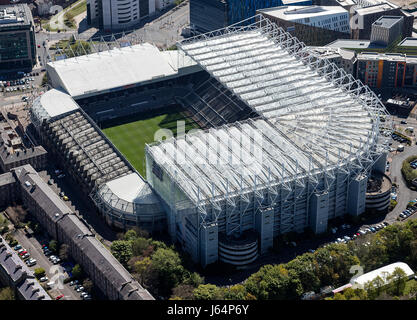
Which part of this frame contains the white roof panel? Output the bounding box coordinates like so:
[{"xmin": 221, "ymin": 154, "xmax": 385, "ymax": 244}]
[{"xmin": 48, "ymin": 43, "xmax": 179, "ymax": 98}]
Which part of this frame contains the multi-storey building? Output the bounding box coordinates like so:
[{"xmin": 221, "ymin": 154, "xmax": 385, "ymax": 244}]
[
  {"xmin": 350, "ymin": 0, "xmax": 412, "ymax": 40},
  {"xmin": 357, "ymin": 52, "xmax": 417, "ymax": 88},
  {"xmin": 0, "ymin": 4, "xmax": 36, "ymax": 70},
  {"xmin": 258, "ymin": 5, "xmax": 351, "ymax": 46},
  {"xmin": 370, "ymin": 16, "xmax": 403, "ymax": 47},
  {"xmin": 309, "ymin": 46, "xmax": 357, "ymax": 75},
  {"xmin": 87, "ymin": 0, "xmax": 164, "ymax": 31}
]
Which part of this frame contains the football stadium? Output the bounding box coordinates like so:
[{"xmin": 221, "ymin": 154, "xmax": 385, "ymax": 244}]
[{"xmin": 31, "ymin": 15, "xmax": 392, "ymax": 267}]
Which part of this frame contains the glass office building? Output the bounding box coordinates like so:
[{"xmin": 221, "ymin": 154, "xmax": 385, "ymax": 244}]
[{"xmin": 0, "ymin": 4, "xmax": 36, "ymax": 70}]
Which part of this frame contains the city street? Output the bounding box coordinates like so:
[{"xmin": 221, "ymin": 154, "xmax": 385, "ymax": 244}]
[
  {"xmin": 38, "ymin": 165, "xmax": 118, "ymax": 247},
  {"xmin": 12, "ymin": 229, "xmax": 80, "ymax": 300}
]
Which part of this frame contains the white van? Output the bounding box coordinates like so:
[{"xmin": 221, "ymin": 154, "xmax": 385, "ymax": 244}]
[{"xmin": 397, "ymin": 144, "xmax": 404, "ymax": 152}]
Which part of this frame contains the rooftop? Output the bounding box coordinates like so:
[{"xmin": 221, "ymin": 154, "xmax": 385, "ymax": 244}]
[
  {"xmin": 12, "ymin": 165, "xmax": 153, "ymax": 300},
  {"xmin": 0, "ymin": 4, "xmax": 32, "ymax": 28},
  {"xmin": 372, "ymin": 15, "xmax": 403, "ymax": 29},
  {"xmin": 398, "ymin": 37, "xmax": 417, "ymax": 47},
  {"xmin": 355, "ymin": 1, "xmax": 399, "ymax": 16},
  {"xmin": 44, "ymin": 109, "xmax": 134, "ymax": 190},
  {"xmin": 259, "ymin": 5, "xmax": 349, "ymax": 21},
  {"xmin": 31, "ymin": 89, "xmax": 80, "ymax": 127},
  {"xmin": 327, "ymin": 39, "xmax": 385, "ymax": 50},
  {"xmin": 0, "ymin": 235, "xmax": 51, "ymax": 300},
  {"xmin": 98, "ymin": 173, "xmax": 162, "ymax": 212},
  {"xmin": 47, "ymin": 43, "xmax": 199, "ymax": 99},
  {"xmin": 353, "ymin": 262, "xmax": 414, "ymax": 287},
  {"xmin": 309, "ymin": 46, "xmax": 356, "ymax": 61}
]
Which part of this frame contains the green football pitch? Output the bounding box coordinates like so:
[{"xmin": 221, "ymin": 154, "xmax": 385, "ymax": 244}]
[{"xmin": 102, "ymin": 109, "xmax": 199, "ymax": 177}]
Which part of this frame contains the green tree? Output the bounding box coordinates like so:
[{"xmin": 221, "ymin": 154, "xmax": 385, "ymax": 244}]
[
  {"xmin": 365, "ymin": 276, "xmax": 385, "ymax": 299},
  {"xmin": 59, "ymin": 244, "xmax": 69, "ymax": 261},
  {"xmin": 0, "ymin": 287, "xmax": 14, "ymax": 300},
  {"xmin": 223, "ymin": 284, "xmax": 247, "ymax": 300},
  {"xmin": 171, "ymin": 284, "xmax": 195, "ymax": 300},
  {"xmin": 403, "ymin": 279, "xmax": 417, "ymax": 299},
  {"xmin": 387, "ymin": 267, "xmax": 407, "ymax": 297},
  {"xmin": 124, "ymin": 229, "xmax": 137, "ymax": 241},
  {"xmin": 72, "ymin": 264, "xmax": 83, "ymax": 279},
  {"xmin": 49, "ymin": 240, "xmax": 58, "ymax": 253},
  {"xmin": 131, "ymin": 237, "xmax": 152, "ymax": 257},
  {"xmin": 110, "ymin": 240, "xmax": 133, "ymax": 267},
  {"xmin": 150, "ymin": 248, "xmax": 185, "ymax": 297},
  {"xmin": 193, "ymin": 284, "xmax": 224, "ymax": 300},
  {"xmin": 133, "ymin": 257, "xmax": 152, "ymax": 285},
  {"xmin": 34, "ymin": 268, "xmax": 45, "ymax": 279},
  {"xmin": 182, "ymin": 272, "xmax": 204, "ymax": 288},
  {"xmin": 82, "ymin": 278, "xmax": 93, "ymax": 293}
]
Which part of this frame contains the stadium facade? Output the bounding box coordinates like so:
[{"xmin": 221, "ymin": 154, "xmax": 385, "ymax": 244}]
[{"xmin": 35, "ymin": 15, "xmax": 391, "ymax": 267}]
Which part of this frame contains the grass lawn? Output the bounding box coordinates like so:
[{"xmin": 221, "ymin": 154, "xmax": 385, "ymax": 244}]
[
  {"xmin": 64, "ymin": 0, "xmax": 87, "ymax": 29},
  {"xmin": 102, "ymin": 109, "xmax": 199, "ymax": 177}
]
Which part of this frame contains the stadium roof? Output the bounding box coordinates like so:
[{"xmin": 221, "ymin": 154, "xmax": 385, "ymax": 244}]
[
  {"xmin": 31, "ymin": 89, "xmax": 80, "ymax": 127},
  {"xmin": 147, "ymin": 15, "xmax": 390, "ymax": 205},
  {"xmin": 47, "ymin": 43, "xmax": 198, "ymax": 99},
  {"xmin": 97, "ymin": 172, "xmax": 163, "ymax": 213}
]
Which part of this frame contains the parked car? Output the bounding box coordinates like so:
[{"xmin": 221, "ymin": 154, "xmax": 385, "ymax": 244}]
[
  {"xmin": 39, "ymin": 276, "xmax": 48, "ymax": 282},
  {"xmin": 13, "ymin": 244, "xmax": 22, "ymax": 251},
  {"xmin": 22, "ymin": 253, "xmax": 30, "ymax": 260},
  {"xmin": 26, "ymin": 259, "xmax": 36, "ymax": 267},
  {"xmin": 57, "ymin": 174, "xmax": 65, "ymax": 179},
  {"xmin": 56, "ymin": 294, "xmax": 64, "ymax": 300}
]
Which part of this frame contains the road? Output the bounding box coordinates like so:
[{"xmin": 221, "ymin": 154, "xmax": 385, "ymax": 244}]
[
  {"xmin": 12, "ymin": 229, "xmax": 80, "ymax": 300},
  {"xmin": 48, "ymin": 0, "xmax": 86, "ymax": 31},
  {"xmin": 36, "ymin": 0, "xmax": 190, "ymax": 62},
  {"xmin": 388, "ymin": 142, "xmax": 417, "ymax": 219},
  {"xmin": 38, "ymin": 165, "xmax": 117, "ymax": 246}
]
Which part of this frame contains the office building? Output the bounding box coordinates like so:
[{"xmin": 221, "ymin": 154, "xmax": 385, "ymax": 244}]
[
  {"xmin": 87, "ymin": 0, "xmax": 159, "ymax": 31},
  {"xmin": 0, "ymin": 4, "xmax": 36, "ymax": 70},
  {"xmin": 350, "ymin": 0, "xmax": 412, "ymax": 40},
  {"xmin": 370, "ymin": 16, "xmax": 403, "ymax": 46}
]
